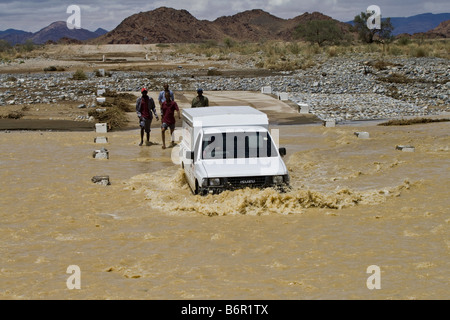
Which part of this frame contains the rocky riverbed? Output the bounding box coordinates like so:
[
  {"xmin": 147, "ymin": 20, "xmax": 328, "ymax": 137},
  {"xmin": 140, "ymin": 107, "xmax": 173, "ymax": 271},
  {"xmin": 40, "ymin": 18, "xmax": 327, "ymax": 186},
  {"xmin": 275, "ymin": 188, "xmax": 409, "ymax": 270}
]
[{"xmin": 1, "ymin": 54, "xmax": 449, "ymax": 122}]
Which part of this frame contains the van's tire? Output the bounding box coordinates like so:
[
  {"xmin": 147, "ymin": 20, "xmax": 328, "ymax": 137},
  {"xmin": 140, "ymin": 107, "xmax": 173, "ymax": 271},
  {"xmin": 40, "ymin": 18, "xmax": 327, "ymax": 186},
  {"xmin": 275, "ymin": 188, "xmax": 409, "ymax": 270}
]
[{"xmin": 194, "ymin": 180, "xmax": 199, "ymax": 195}]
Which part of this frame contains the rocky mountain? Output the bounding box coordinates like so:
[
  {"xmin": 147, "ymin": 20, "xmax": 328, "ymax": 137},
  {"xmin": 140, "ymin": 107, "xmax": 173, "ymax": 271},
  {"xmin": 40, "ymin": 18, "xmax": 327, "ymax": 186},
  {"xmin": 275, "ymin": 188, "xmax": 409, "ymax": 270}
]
[
  {"xmin": 212, "ymin": 9, "xmax": 289, "ymax": 42},
  {"xmin": 411, "ymin": 20, "xmax": 450, "ymax": 39},
  {"xmin": 430, "ymin": 20, "xmax": 450, "ymax": 37},
  {"xmin": 94, "ymin": 7, "xmax": 225, "ymax": 44},
  {"xmin": 92, "ymin": 7, "xmax": 352, "ymax": 44}
]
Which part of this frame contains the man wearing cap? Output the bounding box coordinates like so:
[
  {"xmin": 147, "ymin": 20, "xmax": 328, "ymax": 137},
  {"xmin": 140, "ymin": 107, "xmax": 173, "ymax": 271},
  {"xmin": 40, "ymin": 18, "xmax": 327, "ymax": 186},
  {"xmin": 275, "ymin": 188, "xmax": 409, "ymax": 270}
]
[
  {"xmin": 136, "ymin": 88, "xmax": 158, "ymax": 146},
  {"xmin": 191, "ymin": 88, "xmax": 209, "ymax": 108}
]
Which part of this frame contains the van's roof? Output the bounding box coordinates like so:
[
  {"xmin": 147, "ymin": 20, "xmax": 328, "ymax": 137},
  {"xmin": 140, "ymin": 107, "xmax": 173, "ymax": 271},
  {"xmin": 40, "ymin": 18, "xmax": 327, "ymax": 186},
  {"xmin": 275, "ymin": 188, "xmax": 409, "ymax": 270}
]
[{"xmin": 182, "ymin": 106, "xmax": 268, "ymax": 127}]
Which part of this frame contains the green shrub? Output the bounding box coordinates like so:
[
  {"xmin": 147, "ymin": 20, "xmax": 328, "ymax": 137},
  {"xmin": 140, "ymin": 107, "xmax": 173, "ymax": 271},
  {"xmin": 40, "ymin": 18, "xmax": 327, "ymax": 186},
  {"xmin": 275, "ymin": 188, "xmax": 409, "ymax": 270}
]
[
  {"xmin": 72, "ymin": 69, "xmax": 87, "ymax": 80},
  {"xmin": 0, "ymin": 40, "xmax": 12, "ymax": 52},
  {"xmin": 397, "ymin": 37, "xmax": 411, "ymax": 46}
]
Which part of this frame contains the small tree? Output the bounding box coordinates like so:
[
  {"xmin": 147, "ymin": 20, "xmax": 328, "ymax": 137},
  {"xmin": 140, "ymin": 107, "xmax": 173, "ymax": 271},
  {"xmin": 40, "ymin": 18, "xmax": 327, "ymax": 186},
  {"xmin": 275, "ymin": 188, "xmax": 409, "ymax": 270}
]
[
  {"xmin": 223, "ymin": 37, "xmax": 235, "ymax": 49},
  {"xmin": 0, "ymin": 40, "xmax": 12, "ymax": 53},
  {"xmin": 23, "ymin": 39, "xmax": 35, "ymax": 52},
  {"xmin": 295, "ymin": 20, "xmax": 343, "ymax": 46},
  {"xmin": 353, "ymin": 12, "xmax": 394, "ymax": 43}
]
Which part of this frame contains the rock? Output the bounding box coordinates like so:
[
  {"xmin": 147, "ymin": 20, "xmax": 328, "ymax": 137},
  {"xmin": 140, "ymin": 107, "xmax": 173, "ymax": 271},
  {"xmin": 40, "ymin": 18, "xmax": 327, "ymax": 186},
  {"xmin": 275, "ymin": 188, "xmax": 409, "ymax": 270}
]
[
  {"xmin": 261, "ymin": 86, "xmax": 272, "ymax": 94},
  {"xmin": 95, "ymin": 137, "xmax": 108, "ymax": 144},
  {"xmin": 324, "ymin": 119, "xmax": 336, "ymax": 127},
  {"xmin": 278, "ymin": 92, "xmax": 289, "ymax": 101},
  {"xmin": 93, "ymin": 148, "xmax": 109, "ymax": 159},
  {"xmin": 91, "ymin": 175, "xmax": 111, "ymax": 186},
  {"xmin": 354, "ymin": 132, "xmax": 370, "ymax": 139},
  {"xmin": 95, "ymin": 123, "xmax": 107, "ymax": 133},
  {"xmin": 298, "ymin": 103, "xmax": 309, "ymax": 114},
  {"xmin": 396, "ymin": 145, "xmax": 415, "ymax": 152}
]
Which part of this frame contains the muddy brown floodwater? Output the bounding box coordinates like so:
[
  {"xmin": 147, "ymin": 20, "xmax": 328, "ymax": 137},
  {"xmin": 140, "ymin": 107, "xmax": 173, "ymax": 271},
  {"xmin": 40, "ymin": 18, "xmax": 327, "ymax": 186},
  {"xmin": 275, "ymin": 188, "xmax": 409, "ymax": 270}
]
[{"xmin": 0, "ymin": 120, "xmax": 448, "ymax": 300}]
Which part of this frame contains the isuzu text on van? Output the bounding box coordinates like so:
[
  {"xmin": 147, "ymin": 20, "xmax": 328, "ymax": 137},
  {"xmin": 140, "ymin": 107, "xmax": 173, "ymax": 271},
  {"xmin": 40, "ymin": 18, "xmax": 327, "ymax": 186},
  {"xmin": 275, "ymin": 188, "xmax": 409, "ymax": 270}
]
[{"xmin": 179, "ymin": 106, "xmax": 290, "ymax": 195}]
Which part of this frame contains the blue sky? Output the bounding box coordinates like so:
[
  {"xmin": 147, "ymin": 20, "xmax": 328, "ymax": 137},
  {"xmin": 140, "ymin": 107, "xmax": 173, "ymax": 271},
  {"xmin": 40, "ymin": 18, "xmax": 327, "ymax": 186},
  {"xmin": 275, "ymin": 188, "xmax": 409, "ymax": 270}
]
[{"xmin": 0, "ymin": 0, "xmax": 449, "ymax": 32}]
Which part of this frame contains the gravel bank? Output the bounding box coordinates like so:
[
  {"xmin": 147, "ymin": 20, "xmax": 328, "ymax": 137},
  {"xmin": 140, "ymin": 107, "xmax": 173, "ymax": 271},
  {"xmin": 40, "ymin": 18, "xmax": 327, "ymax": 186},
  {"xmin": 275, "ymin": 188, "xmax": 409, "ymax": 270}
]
[{"xmin": 1, "ymin": 55, "xmax": 448, "ymax": 122}]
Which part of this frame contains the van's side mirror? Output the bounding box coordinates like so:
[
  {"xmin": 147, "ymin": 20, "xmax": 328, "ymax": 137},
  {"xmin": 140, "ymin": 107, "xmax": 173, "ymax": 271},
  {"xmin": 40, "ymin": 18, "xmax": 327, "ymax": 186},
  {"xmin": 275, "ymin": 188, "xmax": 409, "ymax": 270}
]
[
  {"xmin": 186, "ymin": 151, "xmax": 194, "ymax": 160},
  {"xmin": 279, "ymin": 147, "xmax": 286, "ymax": 157}
]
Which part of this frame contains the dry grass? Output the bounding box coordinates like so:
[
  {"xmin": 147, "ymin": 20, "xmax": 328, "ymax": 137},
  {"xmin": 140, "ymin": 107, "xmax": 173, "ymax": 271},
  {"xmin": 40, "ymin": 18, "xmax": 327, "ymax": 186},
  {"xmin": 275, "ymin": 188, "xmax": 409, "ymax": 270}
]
[
  {"xmin": 171, "ymin": 39, "xmax": 448, "ymax": 72},
  {"xmin": 2, "ymin": 111, "xmax": 24, "ymax": 119},
  {"xmin": 377, "ymin": 72, "xmax": 414, "ymax": 84},
  {"xmin": 88, "ymin": 107, "xmax": 128, "ymax": 130},
  {"xmin": 0, "ymin": 105, "xmax": 30, "ymax": 119},
  {"xmin": 387, "ymin": 39, "xmax": 449, "ymax": 59},
  {"xmin": 378, "ymin": 118, "xmax": 450, "ymax": 126},
  {"xmin": 88, "ymin": 91, "xmax": 136, "ymax": 129}
]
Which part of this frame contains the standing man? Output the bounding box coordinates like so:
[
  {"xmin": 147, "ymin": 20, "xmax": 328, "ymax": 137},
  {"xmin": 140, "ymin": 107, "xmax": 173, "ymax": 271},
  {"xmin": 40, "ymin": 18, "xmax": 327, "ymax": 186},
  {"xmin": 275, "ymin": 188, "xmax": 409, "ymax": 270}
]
[
  {"xmin": 158, "ymin": 83, "xmax": 175, "ymax": 108},
  {"xmin": 136, "ymin": 88, "xmax": 158, "ymax": 146},
  {"xmin": 161, "ymin": 91, "xmax": 181, "ymax": 149},
  {"xmin": 191, "ymin": 88, "xmax": 209, "ymax": 108}
]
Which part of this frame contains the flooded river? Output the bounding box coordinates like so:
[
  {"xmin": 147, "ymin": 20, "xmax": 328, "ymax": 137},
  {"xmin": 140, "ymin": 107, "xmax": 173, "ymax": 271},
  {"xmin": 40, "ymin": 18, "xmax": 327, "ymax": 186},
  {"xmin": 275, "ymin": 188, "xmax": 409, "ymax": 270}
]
[{"xmin": 0, "ymin": 121, "xmax": 448, "ymax": 300}]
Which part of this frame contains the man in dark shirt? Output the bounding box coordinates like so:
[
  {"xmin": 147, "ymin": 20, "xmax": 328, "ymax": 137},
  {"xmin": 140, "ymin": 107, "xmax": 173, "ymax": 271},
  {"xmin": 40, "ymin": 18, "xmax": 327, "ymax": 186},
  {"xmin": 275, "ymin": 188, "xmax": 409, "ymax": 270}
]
[
  {"xmin": 191, "ymin": 88, "xmax": 209, "ymax": 108},
  {"xmin": 160, "ymin": 91, "xmax": 180, "ymax": 149},
  {"xmin": 136, "ymin": 88, "xmax": 158, "ymax": 146}
]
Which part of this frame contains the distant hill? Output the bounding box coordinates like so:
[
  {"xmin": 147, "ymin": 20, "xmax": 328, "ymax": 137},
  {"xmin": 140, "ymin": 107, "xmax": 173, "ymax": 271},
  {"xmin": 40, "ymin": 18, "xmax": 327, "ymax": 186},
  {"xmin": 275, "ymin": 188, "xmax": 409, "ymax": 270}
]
[
  {"xmin": 94, "ymin": 28, "xmax": 108, "ymax": 36},
  {"xmin": 30, "ymin": 21, "xmax": 105, "ymax": 44},
  {"xmin": 2, "ymin": 9, "xmax": 447, "ymax": 46},
  {"xmin": 0, "ymin": 29, "xmax": 33, "ymax": 45},
  {"xmin": 0, "ymin": 29, "xmax": 31, "ymax": 37},
  {"xmin": 347, "ymin": 12, "xmax": 450, "ymax": 36},
  {"xmin": 0, "ymin": 22, "xmax": 108, "ymax": 45},
  {"xmin": 389, "ymin": 13, "xmax": 450, "ymax": 35},
  {"xmin": 92, "ymin": 7, "xmax": 353, "ymax": 44}
]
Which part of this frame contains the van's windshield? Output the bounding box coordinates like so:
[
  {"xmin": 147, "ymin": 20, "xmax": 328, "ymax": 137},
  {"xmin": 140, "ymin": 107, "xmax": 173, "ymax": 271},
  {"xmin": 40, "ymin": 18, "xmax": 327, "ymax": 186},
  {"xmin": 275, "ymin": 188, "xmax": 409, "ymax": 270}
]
[{"xmin": 201, "ymin": 131, "xmax": 277, "ymax": 159}]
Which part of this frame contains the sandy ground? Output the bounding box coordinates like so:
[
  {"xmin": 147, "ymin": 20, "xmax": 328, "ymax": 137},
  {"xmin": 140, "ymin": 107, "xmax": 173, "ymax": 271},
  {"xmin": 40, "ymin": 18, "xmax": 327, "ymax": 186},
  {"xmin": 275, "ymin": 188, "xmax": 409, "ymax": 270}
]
[
  {"xmin": 0, "ymin": 44, "xmax": 230, "ymax": 74},
  {"xmin": 1, "ymin": 44, "xmax": 321, "ymax": 130}
]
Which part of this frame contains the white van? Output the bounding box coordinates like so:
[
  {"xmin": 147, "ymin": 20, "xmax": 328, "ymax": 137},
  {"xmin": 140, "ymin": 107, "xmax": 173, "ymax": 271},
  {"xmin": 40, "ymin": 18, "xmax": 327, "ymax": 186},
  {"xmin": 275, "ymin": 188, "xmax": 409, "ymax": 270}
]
[{"xmin": 179, "ymin": 106, "xmax": 290, "ymax": 195}]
